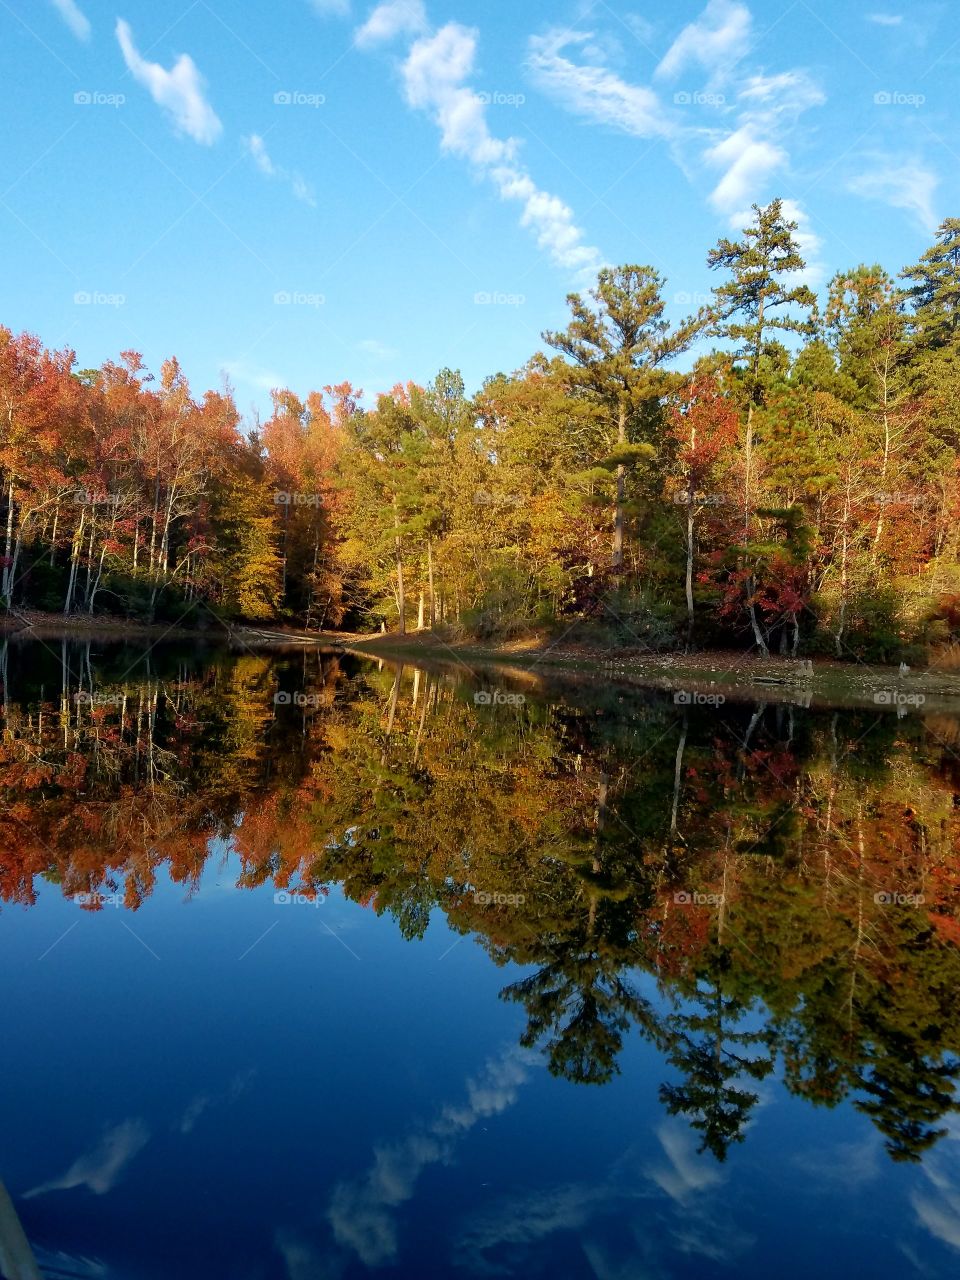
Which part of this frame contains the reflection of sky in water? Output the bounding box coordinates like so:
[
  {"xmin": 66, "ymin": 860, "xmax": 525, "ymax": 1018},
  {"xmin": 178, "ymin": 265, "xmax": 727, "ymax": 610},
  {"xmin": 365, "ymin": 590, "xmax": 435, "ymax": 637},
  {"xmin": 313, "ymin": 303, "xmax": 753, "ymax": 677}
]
[{"xmin": 2, "ymin": 851, "xmax": 959, "ymax": 1278}]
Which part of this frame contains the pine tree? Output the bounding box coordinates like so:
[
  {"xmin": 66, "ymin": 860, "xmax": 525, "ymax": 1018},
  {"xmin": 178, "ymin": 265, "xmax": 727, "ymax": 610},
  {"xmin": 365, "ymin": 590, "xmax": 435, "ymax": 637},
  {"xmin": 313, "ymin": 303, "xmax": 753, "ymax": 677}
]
[
  {"xmin": 707, "ymin": 200, "xmax": 816, "ymax": 652},
  {"xmin": 544, "ymin": 266, "xmax": 707, "ymax": 573}
]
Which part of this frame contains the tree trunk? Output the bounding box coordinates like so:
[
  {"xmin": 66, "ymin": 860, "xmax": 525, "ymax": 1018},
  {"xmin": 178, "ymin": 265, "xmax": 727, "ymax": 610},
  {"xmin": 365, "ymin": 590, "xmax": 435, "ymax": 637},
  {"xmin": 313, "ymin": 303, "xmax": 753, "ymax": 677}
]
[
  {"xmin": 393, "ymin": 496, "xmax": 405, "ymax": 635},
  {"xmin": 612, "ymin": 406, "xmax": 627, "ymax": 571},
  {"xmin": 684, "ymin": 444, "xmax": 696, "ymax": 648},
  {"xmin": 2, "ymin": 482, "xmax": 14, "ymax": 606},
  {"xmin": 63, "ymin": 509, "xmax": 85, "ymax": 616},
  {"xmin": 427, "ymin": 538, "xmax": 436, "ymax": 628}
]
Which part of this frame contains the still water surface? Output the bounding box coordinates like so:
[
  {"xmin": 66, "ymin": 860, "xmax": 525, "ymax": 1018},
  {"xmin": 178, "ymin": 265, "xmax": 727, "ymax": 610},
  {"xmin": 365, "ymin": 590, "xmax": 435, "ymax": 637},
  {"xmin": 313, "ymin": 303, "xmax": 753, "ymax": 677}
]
[{"xmin": 1, "ymin": 637, "xmax": 960, "ymax": 1278}]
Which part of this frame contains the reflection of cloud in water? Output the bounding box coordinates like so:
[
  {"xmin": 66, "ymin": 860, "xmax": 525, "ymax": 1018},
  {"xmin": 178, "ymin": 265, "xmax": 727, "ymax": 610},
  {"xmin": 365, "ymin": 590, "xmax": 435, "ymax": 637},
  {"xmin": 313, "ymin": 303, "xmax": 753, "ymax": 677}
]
[
  {"xmin": 646, "ymin": 1124, "xmax": 724, "ymax": 1204},
  {"xmin": 912, "ymin": 1124, "xmax": 960, "ymax": 1253},
  {"xmin": 791, "ymin": 1134, "xmax": 882, "ymax": 1187},
  {"xmin": 327, "ymin": 1048, "xmax": 531, "ymax": 1267},
  {"xmin": 179, "ymin": 1067, "xmax": 257, "ymax": 1134},
  {"xmin": 32, "ymin": 1247, "xmax": 108, "ymax": 1277},
  {"xmin": 454, "ymin": 1181, "xmax": 616, "ymax": 1274},
  {"xmin": 275, "ymin": 1227, "xmax": 346, "ymax": 1280},
  {"xmin": 455, "ymin": 1123, "xmax": 752, "ymax": 1275},
  {"xmin": 24, "ymin": 1119, "xmax": 149, "ymax": 1199}
]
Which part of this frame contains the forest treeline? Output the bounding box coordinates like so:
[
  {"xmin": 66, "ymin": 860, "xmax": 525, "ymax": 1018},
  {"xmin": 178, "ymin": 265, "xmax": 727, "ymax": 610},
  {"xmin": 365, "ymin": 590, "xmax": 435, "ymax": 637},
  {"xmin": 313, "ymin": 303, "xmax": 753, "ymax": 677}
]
[
  {"xmin": 2, "ymin": 645, "xmax": 959, "ymax": 1161},
  {"xmin": 4, "ymin": 199, "xmax": 960, "ymax": 659}
]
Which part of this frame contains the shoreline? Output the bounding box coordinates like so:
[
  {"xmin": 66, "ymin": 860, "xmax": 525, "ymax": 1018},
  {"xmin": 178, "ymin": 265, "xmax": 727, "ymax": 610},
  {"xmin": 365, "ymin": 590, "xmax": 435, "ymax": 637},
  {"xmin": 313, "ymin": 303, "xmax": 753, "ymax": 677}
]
[
  {"xmin": 5, "ymin": 612, "xmax": 960, "ymax": 708},
  {"xmin": 344, "ymin": 629, "xmax": 960, "ymax": 710},
  {"xmin": 0, "ymin": 610, "xmax": 351, "ymax": 648}
]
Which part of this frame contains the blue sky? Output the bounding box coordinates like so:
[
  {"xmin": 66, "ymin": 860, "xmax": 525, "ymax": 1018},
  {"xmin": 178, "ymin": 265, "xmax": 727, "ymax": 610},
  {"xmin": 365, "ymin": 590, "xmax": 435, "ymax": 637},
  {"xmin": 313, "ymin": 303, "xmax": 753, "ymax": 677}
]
[{"xmin": 1, "ymin": 0, "xmax": 956, "ymax": 419}]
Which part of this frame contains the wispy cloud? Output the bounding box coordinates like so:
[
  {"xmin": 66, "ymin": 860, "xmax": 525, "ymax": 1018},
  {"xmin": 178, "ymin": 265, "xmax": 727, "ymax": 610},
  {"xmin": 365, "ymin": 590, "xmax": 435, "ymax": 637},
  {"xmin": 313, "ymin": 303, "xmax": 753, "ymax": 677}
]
[
  {"xmin": 243, "ymin": 135, "xmax": 317, "ymax": 206},
  {"xmin": 867, "ymin": 12, "xmax": 904, "ymax": 25},
  {"xmin": 116, "ymin": 19, "xmax": 223, "ymax": 145},
  {"xmin": 847, "ymin": 155, "xmax": 939, "ymax": 233},
  {"xmin": 358, "ymin": 339, "xmax": 398, "ymax": 359},
  {"xmin": 222, "ymin": 361, "xmax": 287, "ymax": 393},
  {"xmin": 359, "ymin": 11, "xmax": 603, "ymax": 277},
  {"xmin": 707, "ymin": 69, "xmax": 824, "ymax": 215},
  {"xmin": 526, "ymin": 17, "xmax": 823, "ymax": 269},
  {"xmin": 655, "ymin": 0, "xmax": 752, "ymax": 81},
  {"xmin": 356, "ymin": 0, "xmax": 428, "ymax": 49},
  {"xmin": 50, "ymin": 0, "xmax": 90, "ymax": 41},
  {"xmin": 25, "ymin": 1119, "xmax": 149, "ymax": 1198},
  {"xmin": 528, "ymin": 30, "xmax": 670, "ymax": 139}
]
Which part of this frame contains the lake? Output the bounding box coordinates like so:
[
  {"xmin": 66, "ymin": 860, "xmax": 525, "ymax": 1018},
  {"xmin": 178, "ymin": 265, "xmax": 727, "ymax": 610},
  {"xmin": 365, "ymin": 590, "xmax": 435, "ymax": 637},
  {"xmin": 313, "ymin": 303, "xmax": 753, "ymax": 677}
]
[{"xmin": 1, "ymin": 635, "xmax": 959, "ymax": 1279}]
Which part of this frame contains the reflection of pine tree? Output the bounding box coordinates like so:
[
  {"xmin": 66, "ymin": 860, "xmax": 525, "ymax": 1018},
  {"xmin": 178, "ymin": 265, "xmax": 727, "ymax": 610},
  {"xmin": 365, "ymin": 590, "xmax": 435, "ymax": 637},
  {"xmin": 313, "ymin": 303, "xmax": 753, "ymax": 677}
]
[
  {"xmin": 854, "ymin": 1033, "xmax": 960, "ymax": 1162},
  {"xmin": 501, "ymin": 946, "xmax": 659, "ymax": 1085},
  {"xmin": 659, "ymin": 949, "xmax": 775, "ymax": 1161}
]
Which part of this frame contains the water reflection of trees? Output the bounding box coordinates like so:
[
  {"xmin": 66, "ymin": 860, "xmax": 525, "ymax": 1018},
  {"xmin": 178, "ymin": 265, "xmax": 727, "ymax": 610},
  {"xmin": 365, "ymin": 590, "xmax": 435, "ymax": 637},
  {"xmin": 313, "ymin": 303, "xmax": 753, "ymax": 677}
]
[{"xmin": 2, "ymin": 642, "xmax": 960, "ymax": 1162}]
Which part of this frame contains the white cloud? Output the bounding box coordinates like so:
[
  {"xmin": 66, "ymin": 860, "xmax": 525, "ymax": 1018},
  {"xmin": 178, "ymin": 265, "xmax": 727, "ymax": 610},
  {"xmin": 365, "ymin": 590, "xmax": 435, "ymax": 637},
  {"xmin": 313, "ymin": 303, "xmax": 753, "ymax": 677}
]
[
  {"xmin": 291, "ymin": 175, "xmax": 316, "ymax": 206},
  {"xmin": 706, "ymin": 68, "xmax": 823, "ymax": 223},
  {"xmin": 50, "ymin": 0, "xmax": 90, "ymax": 41},
  {"xmin": 867, "ymin": 13, "xmax": 904, "ymax": 25},
  {"xmin": 847, "ymin": 157, "xmax": 939, "ymax": 233},
  {"xmin": 528, "ymin": 30, "xmax": 671, "ymax": 139},
  {"xmin": 25, "ymin": 1120, "xmax": 149, "ymax": 1198},
  {"xmin": 655, "ymin": 0, "xmax": 752, "ymax": 80},
  {"xmin": 223, "ymin": 361, "xmax": 287, "ymax": 393},
  {"xmin": 246, "ymin": 133, "xmax": 276, "ymax": 177},
  {"xmin": 706, "ymin": 127, "xmax": 787, "ymax": 211},
  {"xmin": 779, "ymin": 197, "xmax": 824, "ymax": 282},
  {"xmin": 115, "ymin": 19, "xmax": 223, "ymax": 145},
  {"xmin": 397, "ymin": 22, "xmax": 602, "ymax": 276},
  {"xmin": 738, "ymin": 69, "xmax": 825, "ymax": 115},
  {"xmin": 358, "ymin": 339, "xmax": 398, "ymax": 359},
  {"xmin": 525, "ymin": 23, "xmax": 822, "ymax": 261},
  {"xmin": 356, "ymin": 0, "xmax": 428, "ymax": 48},
  {"xmin": 243, "ymin": 135, "xmax": 317, "ymax": 207}
]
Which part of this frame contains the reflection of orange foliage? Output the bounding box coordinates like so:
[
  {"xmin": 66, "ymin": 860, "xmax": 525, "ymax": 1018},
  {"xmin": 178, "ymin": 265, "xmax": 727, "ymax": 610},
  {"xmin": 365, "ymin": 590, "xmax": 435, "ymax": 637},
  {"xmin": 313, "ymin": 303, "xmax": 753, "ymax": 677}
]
[{"xmin": 652, "ymin": 897, "xmax": 715, "ymax": 980}]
